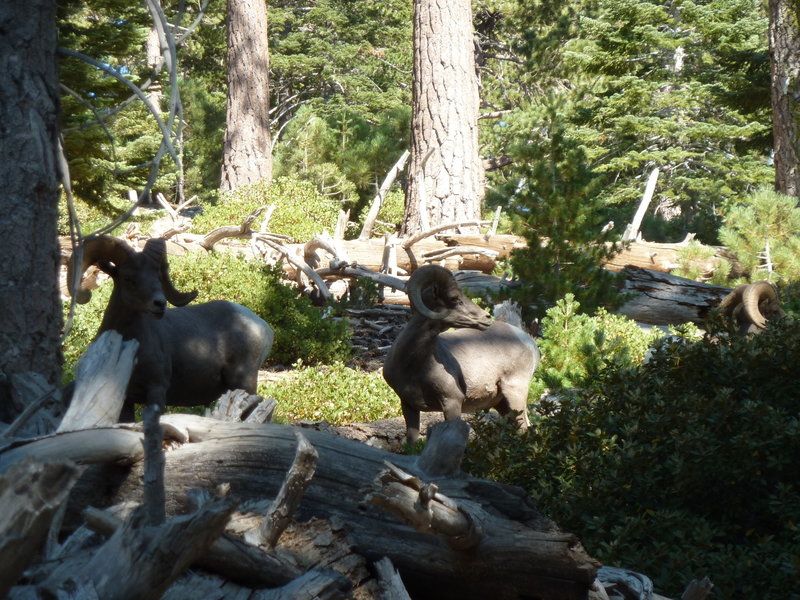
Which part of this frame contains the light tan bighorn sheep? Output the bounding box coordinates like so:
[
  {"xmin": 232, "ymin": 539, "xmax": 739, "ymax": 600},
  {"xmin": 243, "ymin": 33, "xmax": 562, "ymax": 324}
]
[
  {"xmin": 67, "ymin": 235, "xmax": 274, "ymax": 421},
  {"xmin": 383, "ymin": 265, "xmax": 540, "ymax": 444},
  {"xmin": 718, "ymin": 280, "xmax": 787, "ymax": 335}
]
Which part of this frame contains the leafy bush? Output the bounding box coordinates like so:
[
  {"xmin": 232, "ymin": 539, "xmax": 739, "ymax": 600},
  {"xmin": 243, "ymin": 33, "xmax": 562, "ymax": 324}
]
[
  {"xmin": 259, "ymin": 361, "xmax": 400, "ymax": 424},
  {"xmin": 465, "ymin": 319, "xmax": 800, "ymax": 599},
  {"xmin": 61, "ymin": 250, "xmax": 351, "ymax": 380},
  {"xmin": 531, "ymin": 294, "xmax": 681, "ymax": 397},
  {"xmin": 166, "ymin": 251, "xmax": 351, "ymax": 365},
  {"xmin": 190, "ymin": 176, "xmax": 341, "ymax": 240},
  {"xmin": 61, "ymin": 283, "xmax": 112, "ymax": 380}
]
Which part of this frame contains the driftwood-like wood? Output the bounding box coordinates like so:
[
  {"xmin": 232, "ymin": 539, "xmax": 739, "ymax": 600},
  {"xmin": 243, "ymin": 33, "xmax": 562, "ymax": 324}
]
[
  {"xmin": 615, "ymin": 266, "xmax": 732, "ymax": 326},
  {"xmin": 25, "ymin": 415, "xmax": 599, "ymax": 600},
  {"xmin": 40, "ymin": 497, "xmax": 236, "ymax": 600},
  {"xmin": 0, "ymin": 459, "xmax": 81, "ymax": 598},
  {"xmin": 245, "ymin": 430, "xmax": 319, "ymax": 549},
  {"xmin": 603, "ymin": 239, "xmax": 743, "ymax": 277},
  {"xmin": 0, "ymin": 427, "xmax": 144, "ymax": 473},
  {"xmin": 373, "ymin": 557, "xmax": 412, "ymax": 600},
  {"xmin": 58, "ymin": 331, "xmax": 138, "ymax": 432},
  {"xmin": 83, "ymin": 506, "xmax": 303, "ymax": 589}
]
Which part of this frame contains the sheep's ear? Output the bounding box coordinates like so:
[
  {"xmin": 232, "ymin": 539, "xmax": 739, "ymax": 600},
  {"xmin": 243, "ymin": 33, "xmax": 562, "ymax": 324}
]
[{"xmin": 163, "ymin": 275, "xmax": 198, "ymax": 307}]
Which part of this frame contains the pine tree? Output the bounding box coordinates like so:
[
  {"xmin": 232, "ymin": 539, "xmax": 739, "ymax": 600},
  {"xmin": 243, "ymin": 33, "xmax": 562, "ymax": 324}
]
[{"xmin": 491, "ymin": 97, "xmax": 622, "ymax": 319}]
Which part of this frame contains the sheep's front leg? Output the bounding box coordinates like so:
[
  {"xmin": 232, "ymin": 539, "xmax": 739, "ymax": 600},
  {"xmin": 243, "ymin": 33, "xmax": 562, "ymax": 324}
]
[
  {"xmin": 402, "ymin": 403, "xmax": 421, "ymax": 445},
  {"xmin": 145, "ymin": 385, "xmax": 168, "ymax": 415},
  {"xmin": 441, "ymin": 397, "xmax": 464, "ymax": 422}
]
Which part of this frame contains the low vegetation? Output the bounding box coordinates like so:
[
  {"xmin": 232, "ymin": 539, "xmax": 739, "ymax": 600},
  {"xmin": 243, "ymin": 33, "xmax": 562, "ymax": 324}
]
[
  {"xmin": 464, "ymin": 314, "xmax": 800, "ymax": 600},
  {"xmin": 259, "ymin": 361, "xmax": 399, "ymax": 425}
]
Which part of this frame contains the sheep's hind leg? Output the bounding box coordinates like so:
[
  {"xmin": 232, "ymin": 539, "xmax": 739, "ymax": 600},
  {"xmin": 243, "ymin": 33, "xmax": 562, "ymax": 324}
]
[
  {"xmin": 222, "ymin": 363, "xmax": 259, "ymax": 395},
  {"xmin": 496, "ymin": 381, "xmax": 531, "ymax": 431}
]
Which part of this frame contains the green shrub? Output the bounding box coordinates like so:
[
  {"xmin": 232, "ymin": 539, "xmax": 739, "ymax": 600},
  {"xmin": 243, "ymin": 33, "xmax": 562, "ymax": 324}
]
[
  {"xmin": 464, "ymin": 319, "xmax": 800, "ymax": 599},
  {"xmin": 61, "ymin": 283, "xmax": 112, "ymax": 380},
  {"xmin": 190, "ymin": 176, "xmax": 341, "ymax": 241},
  {"xmin": 259, "ymin": 361, "xmax": 400, "ymax": 424},
  {"xmin": 531, "ymin": 294, "xmax": 676, "ymax": 397},
  {"xmin": 61, "ymin": 250, "xmax": 351, "ymax": 381},
  {"xmin": 166, "ymin": 251, "xmax": 351, "ymax": 365}
]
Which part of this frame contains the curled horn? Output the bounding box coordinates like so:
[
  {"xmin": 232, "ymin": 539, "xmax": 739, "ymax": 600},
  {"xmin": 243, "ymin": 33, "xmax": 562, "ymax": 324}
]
[
  {"xmin": 66, "ymin": 236, "xmax": 136, "ymax": 304},
  {"xmin": 718, "ymin": 284, "xmax": 748, "ymax": 314},
  {"xmin": 142, "ymin": 238, "xmax": 198, "ymax": 307},
  {"xmin": 406, "ymin": 265, "xmax": 456, "ymax": 320},
  {"xmin": 742, "ymin": 281, "xmax": 785, "ymax": 329}
]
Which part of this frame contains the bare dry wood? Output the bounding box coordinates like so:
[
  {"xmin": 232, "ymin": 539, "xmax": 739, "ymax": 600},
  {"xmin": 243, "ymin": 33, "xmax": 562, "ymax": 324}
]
[
  {"xmin": 40, "ymin": 497, "xmax": 236, "ymax": 600},
  {"xmin": 245, "ymin": 430, "xmax": 319, "ymax": 549},
  {"xmin": 83, "ymin": 506, "xmax": 303, "ymax": 589},
  {"xmin": 208, "ymin": 389, "xmax": 275, "ymax": 423},
  {"xmin": 0, "ymin": 459, "xmax": 82, "ymax": 598},
  {"xmin": 373, "ymin": 557, "xmax": 412, "ymax": 600},
  {"xmin": 401, "ymin": 220, "xmax": 492, "ymax": 250},
  {"xmin": 315, "ymin": 264, "xmax": 406, "ymax": 292},
  {"xmin": 367, "ymin": 461, "xmax": 482, "ymax": 550},
  {"xmin": 360, "ymin": 150, "xmax": 410, "ymax": 241},
  {"xmin": 0, "ymin": 427, "xmax": 144, "ymax": 473},
  {"xmin": 141, "ymin": 404, "xmax": 166, "ymax": 526},
  {"xmin": 615, "ymin": 266, "xmax": 732, "ymax": 326},
  {"xmin": 58, "ymin": 331, "xmax": 138, "ymax": 432},
  {"xmin": 45, "ymin": 415, "xmax": 599, "ymax": 600},
  {"xmin": 198, "ymin": 205, "xmax": 272, "ymax": 250}
]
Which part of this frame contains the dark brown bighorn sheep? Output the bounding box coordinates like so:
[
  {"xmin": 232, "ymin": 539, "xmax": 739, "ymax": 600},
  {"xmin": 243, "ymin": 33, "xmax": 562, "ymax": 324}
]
[
  {"xmin": 383, "ymin": 265, "xmax": 540, "ymax": 444},
  {"xmin": 67, "ymin": 236, "xmax": 274, "ymax": 420},
  {"xmin": 718, "ymin": 280, "xmax": 787, "ymax": 334}
]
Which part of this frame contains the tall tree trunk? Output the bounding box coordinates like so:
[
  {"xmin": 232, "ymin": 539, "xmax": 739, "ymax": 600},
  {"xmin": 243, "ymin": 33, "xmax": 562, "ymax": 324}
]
[
  {"xmin": 769, "ymin": 0, "xmax": 800, "ymax": 197},
  {"xmin": 402, "ymin": 0, "xmax": 483, "ymax": 235},
  {"xmin": 220, "ymin": 0, "xmax": 272, "ymax": 194},
  {"xmin": 0, "ymin": 0, "xmax": 63, "ymax": 421}
]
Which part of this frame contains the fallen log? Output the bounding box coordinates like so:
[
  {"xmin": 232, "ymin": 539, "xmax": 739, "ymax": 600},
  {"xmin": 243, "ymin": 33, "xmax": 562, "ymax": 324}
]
[
  {"xmin": 0, "ymin": 459, "xmax": 82, "ymax": 598},
  {"xmin": 4, "ymin": 415, "xmax": 599, "ymax": 600},
  {"xmin": 615, "ymin": 266, "xmax": 733, "ymax": 326}
]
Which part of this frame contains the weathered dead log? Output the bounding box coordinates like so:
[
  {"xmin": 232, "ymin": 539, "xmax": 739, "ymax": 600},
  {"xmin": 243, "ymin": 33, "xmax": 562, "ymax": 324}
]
[
  {"xmin": 615, "ymin": 266, "xmax": 733, "ymax": 326},
  {"xmin": 373, "ymin": 557, "xmax": 412, "ymax": 600},
  {"xmin": 603, "ymin": 239, "xmax": 744, "ymax": 277},
  {"xmin": 0, "ymin": 427, "xmax": 144, "ymax": 473},
  {"xmin": 39, "ymin": 497, "xmax": 236, "ymax": 600},
  {"xmin": 208, "ymin": 389, "xmax": 276, "ymax": 424},
  {"xmin": 244, "ymin": 430, "xmax": 319, "ymax": 549},
  {"xmin": 0, "ymin": 459, "xmax": 82, "ymax": 598},
  {"xmin": 58, "ymin": 331, "xmax": 138, "ymax": 432},
  {"xmin": 12, "ymin": 415, "xmax": 598, "ymax": 600},
  {"xmin": 83, "ymin": 505, "xmax": 303, "ymax": 589}
]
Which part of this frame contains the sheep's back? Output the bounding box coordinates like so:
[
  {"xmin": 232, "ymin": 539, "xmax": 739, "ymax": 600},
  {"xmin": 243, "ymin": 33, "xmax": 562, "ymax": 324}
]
[{"xmin": 149, "ymin": 301, "xmax": 273, "ymax": 406}]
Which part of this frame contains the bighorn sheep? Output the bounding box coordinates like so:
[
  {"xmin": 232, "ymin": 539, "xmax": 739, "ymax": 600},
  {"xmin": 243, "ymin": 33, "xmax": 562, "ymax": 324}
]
[
  {"xmin": 718, "ymin": 280, "xmax": 787, "ymax": 334},
  {"xmin": 67, "ymin": 236, "xmax": 274, "ymax": 420},
  {"xmin": 383, "ymin": 265, "xmax": 541, "ymax": 444}
]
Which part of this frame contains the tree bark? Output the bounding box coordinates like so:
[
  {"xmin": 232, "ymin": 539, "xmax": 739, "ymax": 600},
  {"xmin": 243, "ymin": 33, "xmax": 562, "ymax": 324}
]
[
  {"xmin": 402, "ymin": 0, "xmax": 483, "ymax": 234},
  {"xmin": 769, "ymin": 0, "xmax": 800, "ymax": 197},
  {"xmin": 0, "ymin": 0, "xmax": 63, "ymax": 422},
  {"xmin": 220, "ymin": 0, "xmax": 272, "ymax": 193}
]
